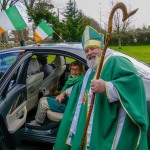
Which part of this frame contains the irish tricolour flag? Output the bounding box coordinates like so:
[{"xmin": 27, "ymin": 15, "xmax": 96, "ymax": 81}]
[
  {"xmin": 34, "ymin": 21, "xmax": 54, "ymax": 42},
  {"xmin": 0, "ymin": 5, "xmax": 27, "ymax": 34}
]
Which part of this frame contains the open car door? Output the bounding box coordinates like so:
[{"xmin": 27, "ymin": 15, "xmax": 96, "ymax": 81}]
[{"xmin": 0, "ymin": 53, "xmax": 32, "ymax": 149}]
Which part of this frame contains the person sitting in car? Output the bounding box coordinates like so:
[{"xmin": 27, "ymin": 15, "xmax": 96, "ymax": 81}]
[{"xmin": 28, "ymin": 60, "xmax": 84, "ymax": 126}]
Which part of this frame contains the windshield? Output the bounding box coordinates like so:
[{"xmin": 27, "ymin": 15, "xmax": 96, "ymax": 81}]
[{"xmin": 0, "ymin": 52, "xmax": 21, "ymax": 79}]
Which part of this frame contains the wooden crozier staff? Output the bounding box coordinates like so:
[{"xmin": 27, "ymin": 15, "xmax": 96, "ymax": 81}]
[{"xmin": 80, "ymin": 2, "xmax": 138, "ymax": 150}]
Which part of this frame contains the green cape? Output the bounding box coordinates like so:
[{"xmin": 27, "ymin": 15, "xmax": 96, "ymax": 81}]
[
  {"xmin": 54, "ymin": 56, "xmax": 148, "ymax": 150},
  {"xmin": 61, "ymin": 74, "xmax": 84, "ymax": 93}
]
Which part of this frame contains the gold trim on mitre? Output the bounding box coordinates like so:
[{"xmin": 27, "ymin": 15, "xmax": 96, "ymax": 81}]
[
  {"xmin": 84, "ymin": 40, "xmax": 101, "ymax": 50},
  {"xmin": 84, "ymin": 26, "xmax": 90, "ymax": 42}
]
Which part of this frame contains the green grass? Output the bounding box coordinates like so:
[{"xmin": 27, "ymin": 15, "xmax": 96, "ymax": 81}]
[
  {"xmin": 33, "ymin": 45, "xmax": 150, "ymax": 63},
  {"xmin": 110, "ymin": 45, "xmax": 150, "ymax": 63},
  {"xmin": 32, "ymin": 55, "xmax": 75, "ymax": 63},
  {"xmin": 47, "ymin": 55, "xmax": 75, "ymax": 63}
]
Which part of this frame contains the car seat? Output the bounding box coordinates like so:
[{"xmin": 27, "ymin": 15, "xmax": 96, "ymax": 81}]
[
  {"xmin": 26, "ymin": 58, "xmax": 44, "ymax": 112},
  {"xmin": 39, "ymin": 56, "xmax": 66, "ymax": 96}
]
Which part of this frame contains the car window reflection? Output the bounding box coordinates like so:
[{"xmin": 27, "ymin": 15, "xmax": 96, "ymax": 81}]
[{"xmin": 0, "ymin": 52, "xmax": 21, "ymax": 79}]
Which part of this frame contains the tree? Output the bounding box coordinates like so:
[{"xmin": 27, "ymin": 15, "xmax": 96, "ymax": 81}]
[
  {"xmin": 0, "ymin": 0, "xmax": 20, "ymax": 11},
  {"xmin": 11, "ymin": 29, "xmax": 29, "ymax": 41},
  {"xmin": 89, "ymin": 18, "xmax": 105, "ymax": 34},
  {"xmin": 22, "ymin": 0, "xmax": 62, "ymax": 41},
  {"xmin": 110, "ymin": 1, "xmax": 134, "ymax": 48},
  {"xmin": 22, "ymin": 0, "xmax": 55, "ymax": 25},
  {"xmin": 61, "ymin": 0, "xmax": 90, "ymax": 42}
]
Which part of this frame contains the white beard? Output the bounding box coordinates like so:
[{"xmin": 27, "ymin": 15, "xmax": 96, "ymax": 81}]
[{"xmin": 86, "ymin": 55, "xmax": 100, "ymax": 70}]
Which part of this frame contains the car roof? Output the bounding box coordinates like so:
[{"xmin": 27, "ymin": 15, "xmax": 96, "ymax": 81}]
[
  {"xmin": 0, "ymin": 43, "xmax": 150, "ymax": 78},
  {"xmin": 0, "ymin": 43, "xmax": 86, "ymax": 59},
  {"xmin": 0, "ymin": 43, "xmax": 83, "ymax": 51}
]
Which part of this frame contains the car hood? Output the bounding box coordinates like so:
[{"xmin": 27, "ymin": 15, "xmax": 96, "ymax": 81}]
[{"xmin": 108, "ymin": 48, "xmax": 150, "ymax": 79}]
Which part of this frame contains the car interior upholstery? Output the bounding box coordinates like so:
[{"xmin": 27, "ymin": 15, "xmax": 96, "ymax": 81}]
[
  {"xmin": 26, "ymin": 58, "xmax": 44, "ymax": 112},
  {"xmin": 39, "ymin": 55, "xmax": 66, "ymax": 97}
]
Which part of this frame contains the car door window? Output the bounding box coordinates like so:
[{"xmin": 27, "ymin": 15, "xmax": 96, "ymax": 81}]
[
  {"xmin": 0, "ymin": 52, "xmax": 22, "ymax": 79},
  {"xmin": 0, "ymin": 55, "xmax": 30, "ymax": 126},
  {"xmin": 7, "ymin": 63, "xmax": 24, "ymax": 92},
  {"xmin": 0, "ymin": 56, "xmax": 28, "ymax": 102}
]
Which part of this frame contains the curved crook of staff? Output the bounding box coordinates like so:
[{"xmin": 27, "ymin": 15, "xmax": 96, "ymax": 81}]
[{"xmin": 80, "ymin": 2, "xmax": 138, "ymax": 150}]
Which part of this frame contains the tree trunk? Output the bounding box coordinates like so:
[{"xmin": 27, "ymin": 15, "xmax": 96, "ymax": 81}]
[
  {"xmin": 117, "ymin": 27, "xmax": 122, "ymax": 49},
  {"xmin": 118, "ymin": 35, "xmax": 122, "ymax": 49},
  {"xmin": 1, "ymin": 32, "xmax": 8, "ymax": 43}
]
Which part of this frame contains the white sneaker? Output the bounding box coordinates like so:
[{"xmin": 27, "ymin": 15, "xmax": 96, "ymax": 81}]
[{"xmin": 28, "ymin": 120, "xmax": 41, "ymax": 126}]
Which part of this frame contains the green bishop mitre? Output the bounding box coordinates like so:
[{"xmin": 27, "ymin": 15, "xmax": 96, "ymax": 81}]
[{"xmin": 82, "ymin": 26, "xmax": 104, "ymax": 50}]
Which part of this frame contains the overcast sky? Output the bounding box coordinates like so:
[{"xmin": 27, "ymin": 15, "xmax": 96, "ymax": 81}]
[{"xmin": 53, "ymin": 0, "xmax": 150, "ymax": 29}]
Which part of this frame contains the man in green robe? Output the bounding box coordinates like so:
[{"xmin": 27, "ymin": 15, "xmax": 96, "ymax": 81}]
[{"xmin": 54, "ymin": 26, "xmax": 149, "ymax": 150}]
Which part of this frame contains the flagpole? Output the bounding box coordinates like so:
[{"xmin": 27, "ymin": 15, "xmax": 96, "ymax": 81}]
[
  {"xmin": 48, "ymin": 23, "xmax": 65, "ymax": 42},
  {"xmin": 54, "ymin": 31, "xmax": 65, "ymax": 43}
]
